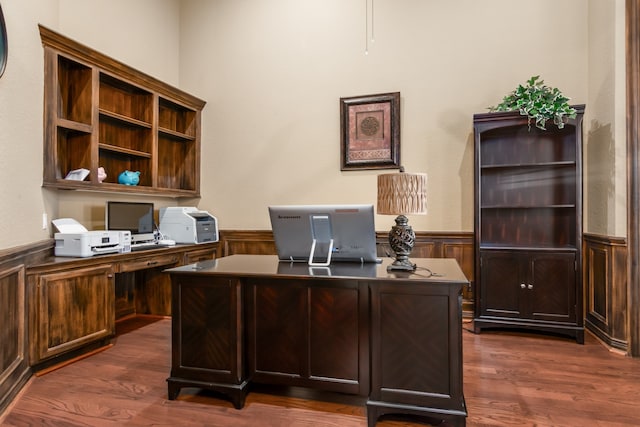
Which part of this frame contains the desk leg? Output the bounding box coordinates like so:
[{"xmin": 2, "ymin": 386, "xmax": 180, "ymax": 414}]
[
  {"xmin": 366, "ymin": 400, "xmax": 466, "ymax": 427},
  {"xmin": 167, "ymin": 380, "xmax": 181, "ymax": 400},
  {"xmin": 166, "ymin": 377, "xmax": 249, "ymax": 409}
]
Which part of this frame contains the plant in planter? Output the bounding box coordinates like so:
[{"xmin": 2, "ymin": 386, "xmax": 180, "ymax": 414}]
[{"xmin": 488, "ymin": 75, "xmax": 577, "ymax": 130}]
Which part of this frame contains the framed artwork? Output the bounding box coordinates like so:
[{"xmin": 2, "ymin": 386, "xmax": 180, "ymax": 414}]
[{"xmin": 340, "ymin": 92, "xmax": 400, "ymax": 170}]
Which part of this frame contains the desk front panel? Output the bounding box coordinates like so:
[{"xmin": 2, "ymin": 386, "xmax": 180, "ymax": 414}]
[
  {"xmin": 370, "ymin": 280, "xmax": 465, "ymax": 413},
  {"xmin": 171, "ymin": 275, "xmax": 243, "ymax": 385},
  {"xmin": 246, "ymin": 277, "xmax": 369, "ymax": 395}
]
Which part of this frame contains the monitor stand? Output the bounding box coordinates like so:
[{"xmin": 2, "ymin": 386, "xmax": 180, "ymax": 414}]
[
  {"xmin": 308, "ymin": 214, "xmax": 333, "ymax": 266},
  {"xmin": 308, "ymin": 238, "xmax": 333, "ymax": 267}
]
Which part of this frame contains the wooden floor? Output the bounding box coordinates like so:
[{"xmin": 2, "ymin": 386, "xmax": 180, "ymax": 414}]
[{"xmin": 2, "ymin": 317, "xmax": 640, "ymax": 426}]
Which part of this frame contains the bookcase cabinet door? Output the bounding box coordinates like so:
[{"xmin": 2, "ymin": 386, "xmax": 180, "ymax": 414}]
[
  {"xmin": 479, "ymin": 250, "xmax": 577, "ymax": 324},
  {"xmin": 478, "ymin": 250, "xmax": 522, "ymax": 319}
]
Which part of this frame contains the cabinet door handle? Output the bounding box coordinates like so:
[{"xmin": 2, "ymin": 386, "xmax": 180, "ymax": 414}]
[
  {"xmin": 520, "ymin": 283, "xmax": 526, "ymax": 289},
  {"xmin": 527, "ymin": 284, "xmax": 533, "ymax": 290}
]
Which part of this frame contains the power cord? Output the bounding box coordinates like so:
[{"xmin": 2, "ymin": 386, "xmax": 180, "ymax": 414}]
[{"xmin": 412, "ymin": 266, "xmax": 444, "ymax": 278}]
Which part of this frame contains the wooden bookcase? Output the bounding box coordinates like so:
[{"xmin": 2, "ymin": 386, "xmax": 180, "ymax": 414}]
[
  {"xmin": 473, "ymin": 105, "xmax": 585, "ymax": 343},
  {"xmin": 40, "ymin": 25, "xmax": 206, "ymax": 197}
]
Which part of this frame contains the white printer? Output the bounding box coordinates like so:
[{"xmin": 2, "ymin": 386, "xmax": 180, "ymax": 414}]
[
  {"xmin": 53, "ymin": 218, "xmax": 131, "ymax": 257},
  {"xmin": 159, "ymin": 207, "xmax": 218, "ymax": 244}
]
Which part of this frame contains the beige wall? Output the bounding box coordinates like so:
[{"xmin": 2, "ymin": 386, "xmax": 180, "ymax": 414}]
[
  {"xmin": 180, "ymin": 0, "xmax": 591, "ymax": 232},
  {"xmin": 0, "ymin": 0, "xmax": 627, "ymax": 251},
  {"xmin": 585, "ymin": 0, "xmax": 627, "ymax": 237},
  {"xmin": 0, "ymin": 0, "xmax": 58, "ymax": 249},
  {"xmin": 0, "ymin": 0, "xmax": 184, "ymax": 246},
  {"xmin": 54, "ymin": 0, "xmax": 185, "ymax": 232},
  {"xmin": 57, "ymin": 0, "xmax": 181, "ymax": 87}
]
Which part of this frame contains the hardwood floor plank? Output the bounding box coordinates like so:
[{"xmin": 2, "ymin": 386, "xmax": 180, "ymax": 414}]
[{"xmin": 2, "ymin": 318, "xmax": 640, "ymax": 426}]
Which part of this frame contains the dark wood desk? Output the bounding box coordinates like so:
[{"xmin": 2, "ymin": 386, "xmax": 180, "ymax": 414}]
[{"xmin": 166, "ymin": 255, "xmax": 468, "ymax": 427}]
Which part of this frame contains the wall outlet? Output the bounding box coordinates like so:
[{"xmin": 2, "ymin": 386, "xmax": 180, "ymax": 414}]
[{"xmin": 42, "ymin": 213, "xmax": 48, "ymax": 230}]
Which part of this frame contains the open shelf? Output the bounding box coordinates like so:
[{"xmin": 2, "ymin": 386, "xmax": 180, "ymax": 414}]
[
  {"xmin": 57, "ymin": 56, "xmax": 92, "ymax": 126},
  {"xmin": 99, "ymin": 109, "xmax": 153, "ymax": 129},
  {"xmin": 480, "ymin": 165, "xmax": 576, "ymax": 207},
  {"xmin": 157, "ymin": 136, "xmax": 197, "ymax": 191},
  {"xmin": 480, "ymin": 160, "xmax": 576, "ymax": 170},
  {"xmin": 98, "ymin": 149, "xmax": 152, "ymax": 187},
  {"xmin": 479, "ymin": 124, "xmax": 576, "ymax": 167},
  {"xmin": 158, "ymin": 127, "xmax": 196, "ymax": 141},
  {"xmin": 479, "ymin": 206, "xmax": 577, "ymax": 247},
  {"xmin": 56, "ymin": 127, "xmax": 91, "ymax": 180},
  {"xmin": 99, "ymin": 73, "xmax": 152, "ymax": 124},
  {"xmin": 98, "ymin": 120, "xmax": 151, "ymax": 155},
  {"xmin": 41, "ymin": 25, "xmax": 206, "ymax": 197},
  {"xmin": 158, "ymin": 97, "xmax": 197, "ymax": 138},
  {"xmin": 99, "ymin": 143, "xmax": 152, "ymax": 159}
]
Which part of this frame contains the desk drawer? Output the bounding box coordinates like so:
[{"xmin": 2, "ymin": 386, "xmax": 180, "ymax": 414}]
[
  {"xmin": 118, "ymin": 253, "xmax": 181, "ymax": 273},
  {"xmin": 184, "ymin": 247, "xmax": 217, "ymax": 264}
]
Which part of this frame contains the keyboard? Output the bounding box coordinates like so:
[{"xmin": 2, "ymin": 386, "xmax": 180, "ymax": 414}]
[{"xmin": 130, "ymin": 241, "xmax": 172, "ymax": 251}]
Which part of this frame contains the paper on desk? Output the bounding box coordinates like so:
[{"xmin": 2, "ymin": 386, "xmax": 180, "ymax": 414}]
[{"xmin": 52, "ymin": 218, "xmax": 88, "ymax": 233}]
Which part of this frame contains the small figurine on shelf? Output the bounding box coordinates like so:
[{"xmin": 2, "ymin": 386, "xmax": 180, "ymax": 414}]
[
  {"xmin": 118, "ymin": 170, "xmax": 140, "ymax": 186},
  {"xmin": 97, "ymin": 167, "xmax": 107, "ymax": 183}
]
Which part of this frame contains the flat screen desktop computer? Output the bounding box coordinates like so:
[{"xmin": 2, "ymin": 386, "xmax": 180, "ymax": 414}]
[
  {"xmin": 105, "ymin": 201, "xmax": 155, "ymax": 244},
  {"xmin": 268, "ymin": 204, "xmax": 378, "ymax": 266}
]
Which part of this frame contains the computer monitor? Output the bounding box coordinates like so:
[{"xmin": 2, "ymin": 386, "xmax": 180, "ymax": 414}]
[
  {"xmin": 268, "ymin": 204, "xmax": 378, "ymax": 265},
  {"xmin": 106, "ymin": 201, "xmax": 155, "ymax": 244}
]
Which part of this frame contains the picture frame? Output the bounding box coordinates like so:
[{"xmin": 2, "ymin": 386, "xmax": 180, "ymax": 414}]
[{"xmin": 340, "ymin": 92, "xmax": 400, "ymax": 171}]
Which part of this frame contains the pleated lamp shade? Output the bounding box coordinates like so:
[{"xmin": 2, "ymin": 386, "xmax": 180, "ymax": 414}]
[{"xmin": 377, "ymin": 172, "xmax": 427, "ymax": 216}]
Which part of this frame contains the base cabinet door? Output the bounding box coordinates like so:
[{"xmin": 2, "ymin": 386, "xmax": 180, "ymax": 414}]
[
  {"xmin": 478, "ymin": 251, "xmax": 522, "ymax": 318},
  {"xmin": 28, "ymin": 264, "xmax": 115, "ymax": 366},
  {"xmin": 528, "ymin": 252, "xmax": 577, "ymax": 323}
]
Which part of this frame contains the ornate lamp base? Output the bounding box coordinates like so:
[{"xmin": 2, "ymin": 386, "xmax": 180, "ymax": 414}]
[{"xmin": 387, "ymin": 215, "xmax": 416, "ymax": 272}]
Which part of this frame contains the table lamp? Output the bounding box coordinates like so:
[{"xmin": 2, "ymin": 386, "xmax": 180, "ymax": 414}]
[{"xmin": 377, "ymin": 169, "xmax": 427, "ymax": 271}]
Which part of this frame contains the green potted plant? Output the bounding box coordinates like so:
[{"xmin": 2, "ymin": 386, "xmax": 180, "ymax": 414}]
[{"xmin": 489, "ymin": 75, "xmax": 577, "ymax": 130}]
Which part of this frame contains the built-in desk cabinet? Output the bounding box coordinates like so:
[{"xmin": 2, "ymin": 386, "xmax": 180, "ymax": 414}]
[
  {"xmin": 116, "ymin": 252, "xmax": 182, "ymax": 318},
  {"xmin": 28, "ymin": 264, "xmax": 115, "ymax": 366},
  {"xmin": 26, "ymin": 243, "xmax": 218, "ymax": 369}
]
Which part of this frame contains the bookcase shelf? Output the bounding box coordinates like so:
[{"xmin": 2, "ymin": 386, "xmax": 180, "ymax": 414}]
[
  {"xmin": 158, "ymin": 127, "xmax": 196, "ymax": 141},
  {"xmin": 99, "ymin": 109, "xmax": 153, "ymax": 129},
  {"xmin": 40, "ymin": 25, "xmax": 206, "ymax": 197}
]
